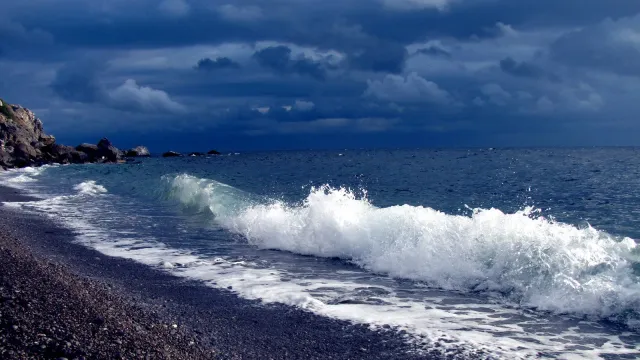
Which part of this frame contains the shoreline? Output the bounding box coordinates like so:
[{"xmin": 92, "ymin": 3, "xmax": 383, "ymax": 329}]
[{"xmin": 0, "ymin": 186, "xmax": 443, "ymax": 360}]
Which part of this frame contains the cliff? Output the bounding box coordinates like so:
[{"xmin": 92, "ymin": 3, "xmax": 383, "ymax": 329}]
[{"xmin": 0, "ymin": 98, "xmax": 126, "ymax": 169}]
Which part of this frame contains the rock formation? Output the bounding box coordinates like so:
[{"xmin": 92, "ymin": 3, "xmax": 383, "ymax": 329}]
[
  {"xmin": 125, "ymin": 146, "xmax": 150, "ymax": 157},
  {"xmin": 0, "ymin": 98, "xmax": 132, "ymax": 168},
  {"xmin": 162, "ymin": 151, "xmax": 182, "ymax": 158}
]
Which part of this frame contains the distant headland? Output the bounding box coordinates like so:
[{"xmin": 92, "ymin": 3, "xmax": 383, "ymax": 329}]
[{"xmin": 0, "ymin": 98, "xmax": 219, "ymax": 169}]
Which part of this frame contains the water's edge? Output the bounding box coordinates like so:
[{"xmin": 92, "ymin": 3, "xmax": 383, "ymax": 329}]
[{"xmin": 0, "ymin": 185, "xmax": 437, "ymax": 360}]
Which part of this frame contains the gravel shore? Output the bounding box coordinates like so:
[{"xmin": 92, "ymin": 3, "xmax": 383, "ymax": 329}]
[{"xmin": 0, "ymin": 186, "xmax": 438, "ymax": 360}]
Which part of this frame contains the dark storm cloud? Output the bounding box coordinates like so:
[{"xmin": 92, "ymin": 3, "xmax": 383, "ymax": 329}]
[
  {"xmin": 3, "ymin": 0, "xmax": 640, "ymax": 148},
  {"xmin": 195, "ymin": 57, "xmax": 241, "ymax": 71},
  {"xmin": 348, "ymin": 42, "xmax": 408, "ymax": 73},
  {"xmin": 499, "ymin": 57, "xmax": 561, "ymax": 82},
  {"xmin": 549, "ymin": 15, "xmax": 640, "ymax": 76},
  {"xmin": 50, "ymin": 61, "xmax": 185, "ymax": 114},
  {"xmin": 253, "ymin": 46, "xmax": 327, "ymax": 80},
  {"xmin": 50, "ymin": 62, "xmax": 105, "ymax": 103},
  {"xmin": 414, "ymin": 46, "xmax": 452, "ymax": 58}
]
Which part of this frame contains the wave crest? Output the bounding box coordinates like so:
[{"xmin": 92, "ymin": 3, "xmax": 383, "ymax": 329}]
[
  {"xmin": 74, "ymin": 181, "xmax": 108, "ymax": 195},
  {"xmin": 164, "ymin": 175, "xmax": 640, "ymax": 326}
]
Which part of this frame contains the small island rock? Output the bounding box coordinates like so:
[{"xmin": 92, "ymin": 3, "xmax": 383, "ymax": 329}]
[
  {"xmin": 162, "ymin": 151, "xmax": 182, "ymax": 158},
  {"xmin": 207, "ymin": 150, "xmax": 221, "ymax": 155},
  {"xmin": 125, "ymin": 146, "xmax": 150, "ymax": 157}
]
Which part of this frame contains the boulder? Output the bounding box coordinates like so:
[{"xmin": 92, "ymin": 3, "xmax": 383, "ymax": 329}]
[
  {"xmin": 162, "ymin": 151, "xmax": 182, "ymax": 158},
  {"xmin": 76, "ymin": 143, "xmax": 99, "ymax": 159},
  {"xmin": 125, "ymin": 146, "xmax": 150, "ymax": 157},
  {"xmin": 47, "ymin": 144, "xmax": 89, "ymax": 164},
  {"xmin": 39, "ymin": 134, "xmax": 56, "ymax": 147},
  {"xmin": 188, "ymin": 152, "xmax": 204, "ymax": 157},
  {"xmin": 0, "ymin": 147, "xmax": 13, "ymax": 168},
  {"xmin": 14, "ymin": 142, "xmax": 37, "ymax": 160},
  {"xmin": 96, "ymin": 138, "xmax": 123, "ymax": 162},
  {"xmin": 207, "ymin": 149, "xmax": 221, "ymax": 155}
]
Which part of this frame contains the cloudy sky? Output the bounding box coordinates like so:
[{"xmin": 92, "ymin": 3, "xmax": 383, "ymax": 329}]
[{"xmin": 2, "ymin": 0, "xmax": 640, "ymax": 151}]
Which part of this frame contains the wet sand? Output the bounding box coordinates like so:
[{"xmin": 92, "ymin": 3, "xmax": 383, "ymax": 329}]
[{"xmin": 0, "ymin": 186, "xmax": 452, "ymax": 359}]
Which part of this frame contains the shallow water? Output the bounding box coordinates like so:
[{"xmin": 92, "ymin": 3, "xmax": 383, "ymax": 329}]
[{"xmin": 2, "ymin": 148, "xmax": 640, "ymax": 359}]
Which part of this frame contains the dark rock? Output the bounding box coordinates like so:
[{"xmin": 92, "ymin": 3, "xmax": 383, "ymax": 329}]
[
  {"xmin": 188, "ymin": 152, "xmax": 204, "ymax": 157},
  {"xmin": 0, "ymin": 99, "xmax": 126, "ymax": 168},
  {"xmin": 49, "ymin": 144, "xmax": 74, "ymax": 164},
  {"xmin": 162, "ymin": 151, "xmax": 182, "ymax": 158},
  {"xmin": 207, "ymin": 150, "xmax": 221, "ymax": 155},
  {"xmin": 39, "ymin": 135, "xmax": 56, "ymax": 147},
  {"xmin": 14, "ymin": 142, "xmax": 38, "ymax": 162},
  {"xmin": 96, "ymin": 138, "xmax": 122, "ymax": 162},
  {"xmin": 125, "ymin": 146, "xmax": 150, "ymax": 157},
  {"xmin": 71, "ymin": 151, "xmax": 89, "ymax": 163},
  {"xmin": 47, "ymin": 145, "xmax": 89, "ymax": 164},
  {"xmin": 75, "ymin": 144, "xmax": 99, "ymax": 159}
]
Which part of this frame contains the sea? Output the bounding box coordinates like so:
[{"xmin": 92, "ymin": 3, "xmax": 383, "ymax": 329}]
[{"xmin": 1, "ymin": 148, "xmax": 640, "ymax": 359}]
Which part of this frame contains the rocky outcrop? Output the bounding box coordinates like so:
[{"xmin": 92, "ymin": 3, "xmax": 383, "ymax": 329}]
[
  {"xmin": 162, "ymin": 151, "xmax": 182, "ymax": 158},
  {"xmin": 97, "ymin": 138, "xmax": 122, "ymax": 162},
  {"xmin": 207, "ymin": 150, "xmax": 221, "ymax": 155},
  {"xmin": 125, "ymin": 146, "xmax": 150, "ymax": 157},
  {"xmin": 0, "ymin": 99, "xmax": 57, "ymax": 168},
  {"xmin": 76, "ymin": 144, "xmax": 99, "ymax": 159},
  {"xmin": 0, "ymin": 98, "xmax": 128, "ymax": 168}
]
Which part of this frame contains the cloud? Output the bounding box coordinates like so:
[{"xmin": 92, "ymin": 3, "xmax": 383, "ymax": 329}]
[
  {"xmin": 380, "ymin": 0, "xmax": 453, "ymax": 11},
  {"xmin": 0, "ymin": 21, "xmax": 54, "ymax": 59},
  {"xmin": 499, "ymin": 57, "xmax": 544, "ymax": 78},
  {"xmin": 480, "ymin": 83, "xmax": 511, "ymax": 106},
  {"xmin": 216, "ymin": 4, "xmax": 263, "ymax": 21},
  {"xmin": 294, "ymin": 100, "xmax": 315, "ymax": 111},
  {"xmin": 348, "ymin": 42, "xmax": 408, "ymax": 73},
  {"xmin": 195, "ymin": 57, "xmax": 240, "ymax": 71},
  {"xmin": 550, "ymin": 14, "xmax": 640, "ymax": 76},
  {"xmin": 6, "ymin": 0, "xmax": 640, "ymax": 148},
  {"xmin": 414, "ymin": 46, "xmax": 452, "ymax": 58},
  {"xmin": 536, "ymin": 96, "xmax": 555, "ymax": 112},
  {"xmin": 365, "ymin": 72, "xmax": 452, "ymax": 104},
  {"xmin": 50, "ymin": 62, "xmax": 105, "ymax": 103},
  {"xmin": 50, "ymin": 64, "xmax": 184, "ymax": 114},
  {"xmin": 253, "ymin": 46, "xmax": 327, "ymax": 80},
  {"xmin": 108, "ymin": 79, "xmax": 185, "ymax": 113},
  {"xmin": 248, "ymin": 116, "xmax": 399, "ymax": 135},
  {"xmin": 158, "ymin": 0, "xmax": 190, "ymax": 17}
]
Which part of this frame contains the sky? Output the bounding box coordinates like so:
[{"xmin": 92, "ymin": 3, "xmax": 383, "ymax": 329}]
[{"xmin": 2, "ymin": 0, "xmax": 640, "ymax": 151}]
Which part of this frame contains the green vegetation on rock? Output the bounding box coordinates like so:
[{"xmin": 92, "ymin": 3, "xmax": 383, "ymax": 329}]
[{"xmin": 0, "ymin": 98, "xmax": 16, "ymax": 120}]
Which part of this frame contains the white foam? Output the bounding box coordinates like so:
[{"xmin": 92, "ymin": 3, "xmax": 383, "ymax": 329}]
[
  {"xmin": 165, "ymin": 176, "xmax": 640, "ymax": 327},
  {"xmin": 5, "ymin": 174, "xmax": 38, "ymax": 183},
  {"xmin": 5, "ymin": 173, "xmax": 640, "ymax": 358},
  {"xmin": 73, "ymin": 181, "xmax": 108, "ymax": 195},
  {"xmin": 0, "ymin": 165, "xmax": 55, "ymax": 190}
]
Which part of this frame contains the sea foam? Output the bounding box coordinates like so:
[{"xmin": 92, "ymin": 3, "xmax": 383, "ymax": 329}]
[{"xmin": 165, "ymin": 174, "xmax": 640, "ymax": 326}]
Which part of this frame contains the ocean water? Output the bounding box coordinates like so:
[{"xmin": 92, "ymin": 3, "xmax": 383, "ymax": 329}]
[{"xmin": 2, "ymin": 148, "xmax": 640, "ymax": 359}]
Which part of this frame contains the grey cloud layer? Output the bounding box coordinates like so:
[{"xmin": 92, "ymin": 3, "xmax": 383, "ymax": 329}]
[{"xmin": 2, "ymin": 0, "xmax": 640, "ymax": 146}]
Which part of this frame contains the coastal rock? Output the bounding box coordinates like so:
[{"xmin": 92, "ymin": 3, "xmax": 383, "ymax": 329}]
[
  {"xmin": 48, "ymin": 144, "xmax": 89, "ymax": 164},
  {"xmin": 162, "ymin": 151, "xmax": 182, "ymax": 158},
  {"xmin": 97, "ymin": 138, "xmax": 123, "ymax": 162},
  {"xmin": 125, "ymin": 146, "xmax": 150, "ymax": 157},
  {"xmin": 0, "ymin": 98, "xmax": 127, "ymax": 168},
  {"xmin": 14, "ymin": 142, "xmax": 38, "ymax": 159},
  {"xmin": 207, "ymin": 149, "xmax": 221, "ymax": 155},
  {"xmin": 76, "ymin": 143, "xmax": 99, "ymax": 158}
]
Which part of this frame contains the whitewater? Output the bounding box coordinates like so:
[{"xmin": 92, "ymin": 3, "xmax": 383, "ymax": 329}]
[{"xmin": 1, "ymin": 149, "xmax": 640, "ymax": 359}]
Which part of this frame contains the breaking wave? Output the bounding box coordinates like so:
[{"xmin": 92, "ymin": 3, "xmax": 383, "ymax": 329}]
[
  {"xmin": 163, "ymin": 174, "xmax": 640, "ymax": 327},
  {"xmin": 73, "ymin": 180, "xmax": 108, "ymax": 195}
]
